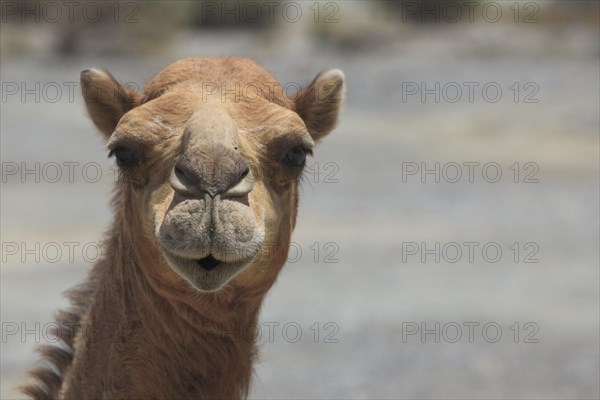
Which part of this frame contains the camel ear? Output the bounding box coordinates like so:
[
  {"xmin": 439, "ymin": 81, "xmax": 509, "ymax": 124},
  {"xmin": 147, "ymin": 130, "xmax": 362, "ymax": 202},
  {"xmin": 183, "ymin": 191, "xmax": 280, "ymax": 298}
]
[
  {"xmin": 295, "ymin": 69, "xmax": 345, "ymax": 142},
  {"xmin": 80, "ymin": 68, "xmax": 142, "ymax": 138}
]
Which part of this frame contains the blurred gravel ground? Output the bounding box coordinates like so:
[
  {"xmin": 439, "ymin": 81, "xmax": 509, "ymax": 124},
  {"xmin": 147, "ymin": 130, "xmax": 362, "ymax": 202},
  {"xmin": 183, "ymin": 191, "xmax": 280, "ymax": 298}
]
[{"xmin": 1, "ymin": 20, "xmax": 599, "ymax": 399}]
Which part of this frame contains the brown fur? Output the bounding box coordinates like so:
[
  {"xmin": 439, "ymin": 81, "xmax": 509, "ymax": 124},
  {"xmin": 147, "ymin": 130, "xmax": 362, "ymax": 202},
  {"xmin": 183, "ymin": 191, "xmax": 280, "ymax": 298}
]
[{"xmin": 21, "ymin": 57, "xmax": 344, "ymax": 399}]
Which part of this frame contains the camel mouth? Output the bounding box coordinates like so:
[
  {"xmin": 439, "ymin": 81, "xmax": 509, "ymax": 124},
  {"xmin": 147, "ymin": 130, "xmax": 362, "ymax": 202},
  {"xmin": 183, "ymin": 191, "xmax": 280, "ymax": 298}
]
[
  {"xmin": 196, "ymin": 255, "xmax": 221, "ymax": 271},
  {"xmin": 160, "ymin": 248, "xmax": 257, "ymax": 292}
]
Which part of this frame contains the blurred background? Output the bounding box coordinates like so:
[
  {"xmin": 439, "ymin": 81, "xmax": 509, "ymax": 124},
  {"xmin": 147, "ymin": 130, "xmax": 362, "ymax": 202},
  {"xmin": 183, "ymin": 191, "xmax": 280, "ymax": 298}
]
[{"xmin": 1, "ymin": 1, "xmax": 598, "ymax": 398}]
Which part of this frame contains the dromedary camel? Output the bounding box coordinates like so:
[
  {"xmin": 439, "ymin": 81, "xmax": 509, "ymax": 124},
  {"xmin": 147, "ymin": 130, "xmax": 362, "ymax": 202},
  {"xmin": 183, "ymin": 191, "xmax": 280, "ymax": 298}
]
[{"xmin": 21, "ymin": 57, "xmax": 344, "ymax": 399}]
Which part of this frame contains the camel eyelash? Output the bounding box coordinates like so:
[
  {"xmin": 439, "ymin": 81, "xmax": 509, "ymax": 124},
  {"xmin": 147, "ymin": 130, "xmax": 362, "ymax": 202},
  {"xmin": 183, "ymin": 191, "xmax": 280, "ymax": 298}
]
[{"xmin": 108, "ymin": 147, "xmax": 138, "ymax": 167}]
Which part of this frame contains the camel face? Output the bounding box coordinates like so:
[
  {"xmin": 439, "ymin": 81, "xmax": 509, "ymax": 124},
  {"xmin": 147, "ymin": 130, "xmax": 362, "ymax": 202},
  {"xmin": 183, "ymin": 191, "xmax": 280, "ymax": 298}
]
[
  {"xmin": 110, "ymin": 94, "xmax": 311, "ymax": 291},
  {"xmin": 81, "ymin": 57, "xmax": 344, "ymax": 292}
]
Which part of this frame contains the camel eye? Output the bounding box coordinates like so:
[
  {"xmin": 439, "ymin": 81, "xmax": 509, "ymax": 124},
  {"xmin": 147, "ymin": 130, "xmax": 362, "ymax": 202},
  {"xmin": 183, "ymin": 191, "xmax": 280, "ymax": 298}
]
[
  {"xmin": 110, "ymin": 147, "xmax": 137, "ymax": 167},
  {"xmin": 283, "ymin": 146, "xmax": 310, "ymax": 167}
]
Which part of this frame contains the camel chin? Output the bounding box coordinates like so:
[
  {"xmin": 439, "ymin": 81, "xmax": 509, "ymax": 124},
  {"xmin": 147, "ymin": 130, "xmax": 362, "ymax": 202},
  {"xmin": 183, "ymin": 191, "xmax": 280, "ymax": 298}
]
[{"xmin": 161, "ymin": 251, "xmax": 256, "ymax": 292}]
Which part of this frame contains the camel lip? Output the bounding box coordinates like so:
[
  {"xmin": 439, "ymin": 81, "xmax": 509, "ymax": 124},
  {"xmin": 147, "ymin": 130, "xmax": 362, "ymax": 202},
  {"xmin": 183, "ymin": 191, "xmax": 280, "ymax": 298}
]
[
  {"xmin": 158, "ymin": 245, "xmax": 258, "ymax": 268},
  {"xmin": 195, "ymin": 255, "xmax": 221, "ymax": 271},
  {"xmin": 159, "ymin": 247, "xmax": 257, "ymax": 291}
]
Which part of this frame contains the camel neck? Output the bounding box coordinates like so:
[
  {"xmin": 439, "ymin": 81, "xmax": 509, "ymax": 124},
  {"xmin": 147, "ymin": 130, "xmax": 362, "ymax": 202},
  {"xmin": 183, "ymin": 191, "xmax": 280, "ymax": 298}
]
[{"xmin": 60, "ymin": 215, "xmax": 261, "ymax": 399}]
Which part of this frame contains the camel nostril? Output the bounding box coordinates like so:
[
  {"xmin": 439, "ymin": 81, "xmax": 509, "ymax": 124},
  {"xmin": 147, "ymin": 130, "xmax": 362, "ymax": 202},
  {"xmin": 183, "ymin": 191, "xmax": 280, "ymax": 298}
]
[
  {"xmin": 174, "ymin": 160, "xmax": 190, "ymax": 179},
  {"xmin": 173, "ymin": 154, "xmax": 251, "ymax": 198},
  {"xmin": 173, "ymin": 164, "xmax": 193, "ymax": 186},
  {"xmin": 171, "ymin": 161, "xmax": 207, "ymax": 197}
]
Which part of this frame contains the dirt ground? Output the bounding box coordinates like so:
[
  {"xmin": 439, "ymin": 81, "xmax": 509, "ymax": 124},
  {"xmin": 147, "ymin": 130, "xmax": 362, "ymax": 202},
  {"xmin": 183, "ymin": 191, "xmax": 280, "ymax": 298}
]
[{"xmin": 1, "ymin": 9, "xmax": 599, "ymax": 399}]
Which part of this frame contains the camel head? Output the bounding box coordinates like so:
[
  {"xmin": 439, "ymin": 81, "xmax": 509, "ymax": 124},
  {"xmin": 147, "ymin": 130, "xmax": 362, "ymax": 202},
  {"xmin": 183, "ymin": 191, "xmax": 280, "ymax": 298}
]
[{"xmin": 80, "ymin": 57, "xmax": 344, "ymax": 292}]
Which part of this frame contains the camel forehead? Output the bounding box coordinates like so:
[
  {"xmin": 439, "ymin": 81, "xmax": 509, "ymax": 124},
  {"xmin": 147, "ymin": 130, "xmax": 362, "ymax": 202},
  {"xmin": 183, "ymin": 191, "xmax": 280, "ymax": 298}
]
[
  {"xmin": 114, "ymin": 87, "xmax": 307, "ymax": 144},
  {"xmin": 143, "ymin": 57, "xmax": 289, "ymax": 105},
  {"xmin": 113, "ymin": 56, "xmax": 307, "ymax": 144}
]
